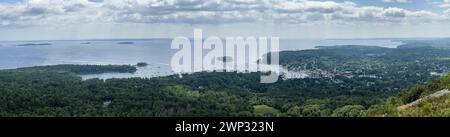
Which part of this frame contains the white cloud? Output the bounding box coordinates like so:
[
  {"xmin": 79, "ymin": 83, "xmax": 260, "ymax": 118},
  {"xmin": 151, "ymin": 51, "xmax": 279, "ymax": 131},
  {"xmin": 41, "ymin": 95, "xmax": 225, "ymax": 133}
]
[
  {"xmin": 382, "ymin": 0, "xmax": 408, "ymax": 3},
  {"xmin": 0, "ymin": 0, "xmax": 448, "ymax": 27},
  {"xmin": 438, "ymin": 0, "xmax": 450, "ymax": 8},
  {"xmin": 0, "ymin": 0, "xmax": 103, "ymax": 26}
]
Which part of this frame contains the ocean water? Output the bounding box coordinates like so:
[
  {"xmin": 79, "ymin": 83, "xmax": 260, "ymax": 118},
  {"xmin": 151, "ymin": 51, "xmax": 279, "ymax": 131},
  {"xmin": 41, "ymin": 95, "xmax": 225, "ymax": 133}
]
[{"xmin": 0, "ymin": 39, "xmax": 403, "ymax": 79}]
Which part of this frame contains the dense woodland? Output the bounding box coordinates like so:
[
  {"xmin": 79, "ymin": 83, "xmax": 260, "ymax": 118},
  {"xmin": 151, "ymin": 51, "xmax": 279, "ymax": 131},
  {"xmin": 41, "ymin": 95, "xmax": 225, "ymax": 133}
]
[{"xmin": 2, "ymin": 39, "xmax": 450, "ymax": 117}]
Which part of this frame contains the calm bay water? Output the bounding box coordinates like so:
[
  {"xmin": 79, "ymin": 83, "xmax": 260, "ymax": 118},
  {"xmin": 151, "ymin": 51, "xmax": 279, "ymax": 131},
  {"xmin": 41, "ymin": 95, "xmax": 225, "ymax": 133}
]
[{"xmin": 0, "ymin": 39, "xmax": 403, "ymax": 79}]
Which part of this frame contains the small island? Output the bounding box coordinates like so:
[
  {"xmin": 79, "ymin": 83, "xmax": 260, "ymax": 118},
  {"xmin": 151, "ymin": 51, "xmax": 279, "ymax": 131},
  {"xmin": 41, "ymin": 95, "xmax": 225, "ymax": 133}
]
[
  {"xmin": 80, "ymin": 42, "xmax": 91, "ymax": 45},
  {"xmin": 117, "ymin": 42, "xmax": 135, "ymax": 45},
  {"xmin": 217, "ymin": 56, "xmax": 233, "ymax": 63},
  {"xmin": 136, "ymin": 62, "xmax": 149, "ymax": 67},
  {"xmin": 16, "ymin": 43, "xmax": 53, "ymax": 46}
]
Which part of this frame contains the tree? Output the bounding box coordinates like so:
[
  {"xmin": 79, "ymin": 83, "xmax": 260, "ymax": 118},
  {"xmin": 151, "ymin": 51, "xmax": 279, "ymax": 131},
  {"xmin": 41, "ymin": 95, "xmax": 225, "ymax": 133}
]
[{"xmin": 332, "ymin": 105, "xmax": 365, "ymax": 117}]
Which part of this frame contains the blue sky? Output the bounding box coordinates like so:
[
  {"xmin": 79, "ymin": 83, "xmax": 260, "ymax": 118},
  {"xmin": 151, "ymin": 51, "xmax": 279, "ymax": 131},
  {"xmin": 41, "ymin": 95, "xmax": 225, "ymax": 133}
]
[
  {"xmin": 1, "ymin": 0, "xmax": 450, "ymax": 41},
  {"xmin": 0, "ymin": 0, "xmax": 21, "ymax": 3}
]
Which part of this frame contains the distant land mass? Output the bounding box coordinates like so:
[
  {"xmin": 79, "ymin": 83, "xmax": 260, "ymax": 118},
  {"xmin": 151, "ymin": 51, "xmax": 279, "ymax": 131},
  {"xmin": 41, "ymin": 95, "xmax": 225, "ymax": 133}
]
[
  {"xmin": 16, "ymin": 43, "xmax": 53, "ymax": 46},
  {"xmin": 80, "ymin": 42, "xmax": 91, "ymax": 45},
  {"xmin": 117, "ymin": 42, "xmax": 135, "ymax": 45}
]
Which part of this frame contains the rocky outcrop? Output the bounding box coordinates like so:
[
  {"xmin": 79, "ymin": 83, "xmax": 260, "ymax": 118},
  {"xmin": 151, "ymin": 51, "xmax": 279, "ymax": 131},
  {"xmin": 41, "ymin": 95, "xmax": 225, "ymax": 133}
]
[{"xmin": 398, "ymin": 89, "xmax": 450, "ymax": 111}]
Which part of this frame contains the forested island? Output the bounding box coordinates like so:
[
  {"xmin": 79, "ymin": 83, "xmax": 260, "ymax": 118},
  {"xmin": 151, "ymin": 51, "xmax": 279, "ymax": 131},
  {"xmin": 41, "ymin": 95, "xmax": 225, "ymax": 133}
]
[
  {"xmin": 2, "ymin": 39, "xmax": 450, "ymax": 117},
  {"xmin": 16, "ymin": 43, "xmax": 53, "ymax": 46}
]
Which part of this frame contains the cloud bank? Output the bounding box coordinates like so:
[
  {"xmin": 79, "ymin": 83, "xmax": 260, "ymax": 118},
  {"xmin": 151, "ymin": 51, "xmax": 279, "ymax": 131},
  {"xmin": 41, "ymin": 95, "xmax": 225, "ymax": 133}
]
[{"xmin": 0, "ymin": 0, "xmax": 449, "ymax": 27}]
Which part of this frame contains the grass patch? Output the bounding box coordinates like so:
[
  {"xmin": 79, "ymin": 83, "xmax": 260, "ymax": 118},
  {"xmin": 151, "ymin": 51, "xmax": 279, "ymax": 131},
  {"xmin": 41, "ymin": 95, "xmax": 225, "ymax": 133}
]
[{"xmin": 253, "ymin": 105, "xmax": 280, "ymax": 117}]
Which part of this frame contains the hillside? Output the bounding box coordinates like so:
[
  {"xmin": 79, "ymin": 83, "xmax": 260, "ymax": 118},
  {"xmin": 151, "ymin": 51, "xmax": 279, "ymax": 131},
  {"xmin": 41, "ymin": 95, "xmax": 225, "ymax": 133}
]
[{"xmin": 366, "ymin": 74, "xmax": 450, "ymax": 117}]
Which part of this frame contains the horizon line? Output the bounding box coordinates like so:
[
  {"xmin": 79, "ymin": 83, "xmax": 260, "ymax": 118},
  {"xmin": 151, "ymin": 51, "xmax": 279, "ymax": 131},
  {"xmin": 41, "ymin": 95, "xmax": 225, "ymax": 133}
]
[{"xmin": 1, "ymin": 36, "xmax": 449, "ymax": 43}]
